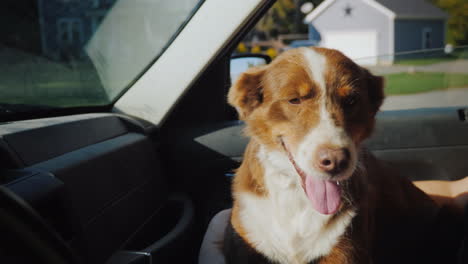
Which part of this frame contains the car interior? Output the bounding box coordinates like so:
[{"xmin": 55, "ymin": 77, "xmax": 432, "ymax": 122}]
[{"xmin": 0, "ymin": 0, "xmax": 467, "ymax": 264}]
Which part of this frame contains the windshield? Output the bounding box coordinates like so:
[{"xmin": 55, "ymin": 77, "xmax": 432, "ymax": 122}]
[{"xmin": 0, "ymin": 0, "xmax": 202, "ymax": 112}]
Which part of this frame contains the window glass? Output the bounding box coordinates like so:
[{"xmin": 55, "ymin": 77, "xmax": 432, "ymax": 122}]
[
  {"xmin": 234, "ymin": 0, "xmax": 468, "ymax": 111},
  {"xmin": 0, "ymin": 0, "xmax": 202, "ymax": 114}
]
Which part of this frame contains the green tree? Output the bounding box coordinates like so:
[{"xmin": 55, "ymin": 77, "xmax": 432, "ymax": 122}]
[
  {"xmin": 255, "ymin": 0, "xmax": 324, "ymax": 39},
  {"xmin": 430, "ymin": 0, "xmax": 468, "ymax": 45}
]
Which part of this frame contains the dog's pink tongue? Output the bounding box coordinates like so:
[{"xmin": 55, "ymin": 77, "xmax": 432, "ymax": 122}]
[{"xmin": 305, "ymin": 176, "xmax": 341, "ymax": 215}]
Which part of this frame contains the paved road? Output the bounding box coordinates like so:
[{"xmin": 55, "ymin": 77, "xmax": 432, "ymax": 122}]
[
  {"xmin": 366, "ymin": 60, "xmax": 468, "ymax": 110},
  {"xmin": 382, "ymin": 87, "xmax": 468, "ymax": 110}
]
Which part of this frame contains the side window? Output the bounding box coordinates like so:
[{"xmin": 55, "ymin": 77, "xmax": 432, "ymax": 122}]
[{"xmin": 234, "ymin": 0, "xmax": 467, "ymax": 111}]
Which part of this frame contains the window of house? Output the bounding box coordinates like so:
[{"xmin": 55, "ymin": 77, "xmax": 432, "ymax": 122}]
[
  {"xmin": 91, "ymin": 15, "xmax": 104, "ymax": 34},
  {"xmin": 422, "ymin": 27, "xmax": 432, "ymax": 49},
  {"xmin": 57, "ymin": 19, "xmax": 83, "ymax": 45}
]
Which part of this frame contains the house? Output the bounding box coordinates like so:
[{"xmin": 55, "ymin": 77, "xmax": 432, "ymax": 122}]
[
  {"xmin": 304, "ymin": 0, "xmax": 448, "ymax": 65},
  {"xmin": 38, "ymin": 0, "xmax": 116, "ymax": 61}
]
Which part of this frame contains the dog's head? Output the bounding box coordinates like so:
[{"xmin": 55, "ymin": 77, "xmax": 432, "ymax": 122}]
[{"xmin": 229, "ymin": 47, "xmax": 384, "ymax": 215}]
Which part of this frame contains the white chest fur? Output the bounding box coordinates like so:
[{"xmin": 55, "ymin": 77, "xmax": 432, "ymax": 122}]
[{"xmin": 235, "ymin": 148, "xmax": 356, "ymax": 264}]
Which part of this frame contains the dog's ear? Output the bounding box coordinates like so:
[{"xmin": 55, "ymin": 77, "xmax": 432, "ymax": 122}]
[
  {"xmin": 228, "ymin": 66, "xmax": 266, "ymax": 120},
  {"xmin": 364, "ymin": 69, "xmax": 385, "ymax": 113}
]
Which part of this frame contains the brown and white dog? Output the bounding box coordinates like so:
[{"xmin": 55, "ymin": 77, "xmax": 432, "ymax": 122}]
[{"xmin": 223, "ymin": 47, "xmax": 461, "ymax": 264}]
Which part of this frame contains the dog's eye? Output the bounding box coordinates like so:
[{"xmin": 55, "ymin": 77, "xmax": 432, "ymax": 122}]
[
  {"xmin": 289, "ymin": 98, "xmax": 301, "ymax": 105},
  {"xmin": 344, "ymin": 93, "xmax": 359, "ymax": 106}
]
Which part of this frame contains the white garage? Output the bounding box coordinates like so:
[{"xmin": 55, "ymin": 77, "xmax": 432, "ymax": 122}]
[
  {"xmin": 304, "ymin": 0, "xmax": 448, "ymax": 65},
  {"xmin": 322, "ymin": 31, "xmax": 378, "ymax": 65}
]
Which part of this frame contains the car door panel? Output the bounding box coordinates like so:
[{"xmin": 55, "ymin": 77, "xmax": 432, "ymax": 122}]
[
  {"xmin": 1, "ymin": 114, "xmax": 129, "ymax": 167},
  {"xmin": 0, "ymin": 114, "xmax": 193, "ymax": 264},
  {"xmin": 182, "ymin": 107, "xmax": 468, "ymax": 182},
  {"xmin": 368, "ymin": 107, "xmax": 468, "ymax": 181}
]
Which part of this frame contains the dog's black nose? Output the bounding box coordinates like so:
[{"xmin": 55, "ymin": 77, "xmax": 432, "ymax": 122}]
[{"xmin": 316, "ymin": 147, "xmax": 350, "ymax": 175}]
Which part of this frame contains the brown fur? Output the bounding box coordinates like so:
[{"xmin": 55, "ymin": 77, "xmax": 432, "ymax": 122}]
[
  {"xmin": 229, "ymin": 48, "xmax": 322, "ymax": 153},
  {"xmin": 318, "ymin": 237, "xmax": 357, "ymax": 264},
  {"xmin": 226, "ymin": 47, "xmax": 456, "ymax": 263},
  {"xmin": 231, "ymin": 140, "xmax": 267, "ymax": 197},
  {"xmin": 229, "ymin": 140, "xmax": 267, "ymax": 248}
]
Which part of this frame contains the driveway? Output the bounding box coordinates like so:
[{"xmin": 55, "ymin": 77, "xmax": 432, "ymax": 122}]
[{"xmin": 382, "ymin": 87, "xmax": 468, "ymax": 110}]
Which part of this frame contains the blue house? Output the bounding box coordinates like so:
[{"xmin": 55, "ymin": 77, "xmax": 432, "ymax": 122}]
[
  {"xmin": 38, "ymin": 0, "xmax": 116, "ymax": 60},
  {"xmin": 304, "ymin": 0, "xmax": 448, "ymax": 65}
]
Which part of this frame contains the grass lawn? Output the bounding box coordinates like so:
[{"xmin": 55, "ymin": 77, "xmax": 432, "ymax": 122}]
[
  {"xmin": 394, "ymin": 49, "xmax": 468, "ymax": 66},
  {"xmin": 384, "ymin": 72, "xmax": 468, "ymax": 95},
  {"xmin": 0, "ymin": 81, "xmax": 108, "ymax": 107},
  {"xmin": 1, "ymin": 95, "xmax": 109, "ymax": 108},
  {"xmin": 394, "ymin": 57, "xmax": 456, "ymax": 66}
]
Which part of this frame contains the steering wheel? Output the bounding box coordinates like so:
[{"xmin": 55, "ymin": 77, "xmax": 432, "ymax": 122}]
[{"xmin": 0, "ymin": 186, "xmax": 79, "ymax": 264}]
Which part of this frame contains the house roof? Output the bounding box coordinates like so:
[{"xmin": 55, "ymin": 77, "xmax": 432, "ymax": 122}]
[
  {"xmin": 304, "ymin": 0, "xmax": 447, "ymax": 23},
  {"xmin": 376, "ymin": 0, "xmax": 448, "ymax": 19}
]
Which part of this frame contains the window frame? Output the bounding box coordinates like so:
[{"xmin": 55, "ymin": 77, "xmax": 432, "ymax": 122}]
[{"xmin": 113, "ymin": 0, "xmax": 274, "ymax": 126}]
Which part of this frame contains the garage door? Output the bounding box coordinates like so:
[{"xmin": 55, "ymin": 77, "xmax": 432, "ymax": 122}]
[{"xmin": 322, "ymin": 31, "xmax": 378, "ymax": 65}]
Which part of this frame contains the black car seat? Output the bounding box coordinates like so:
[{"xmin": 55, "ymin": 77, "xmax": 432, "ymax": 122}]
[{"xmin": 198, "ymin": 209, "xmax": 231, "ymax": 264}]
